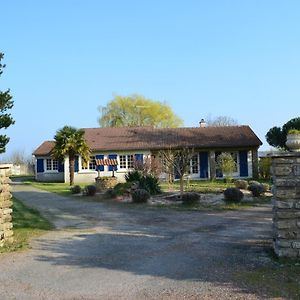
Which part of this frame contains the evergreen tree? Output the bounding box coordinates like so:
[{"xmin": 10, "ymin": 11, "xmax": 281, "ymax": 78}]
[{"xmin": 0, "ymin": 53, "xmax": 14, "ymax": 153}]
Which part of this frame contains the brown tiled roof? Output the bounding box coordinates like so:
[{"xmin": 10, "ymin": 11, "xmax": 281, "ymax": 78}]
[
  {"xmin": 33, "ymin": 141, "xmax": 55, "ymax": 156},
  {"xmin": 33, "ymin": 126, "xmax": 262, "ymax": 156}
]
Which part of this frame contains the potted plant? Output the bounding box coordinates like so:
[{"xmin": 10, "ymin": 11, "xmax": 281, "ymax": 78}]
[{"xmin": 286, "ymin": 129, "xmax": 300, "ymax": 152}]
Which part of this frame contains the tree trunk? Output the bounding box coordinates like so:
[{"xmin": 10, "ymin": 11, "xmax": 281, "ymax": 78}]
[
  {"xmin": 69, "ymin": 155, "xmax": 75, "ymax": 186},
  {"xmin": 179, "ymin": 176, "xmax": 184, "ymax": 197}
]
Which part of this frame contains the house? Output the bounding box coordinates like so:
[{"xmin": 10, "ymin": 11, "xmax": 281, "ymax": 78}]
[{"xmin": 32, "ymin": 125, "xmax": 262, "ymax": 183}]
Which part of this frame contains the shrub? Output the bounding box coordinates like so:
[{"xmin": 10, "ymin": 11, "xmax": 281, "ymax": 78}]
[
  {"xmin": 84, "ymin": 185, "xmax": 97, "ymax": 196},
  {"xmin": 216, "ymin": 152, "xmax": 237, "ymax": 181},
  {"xmin": 131, "ymin": 189, "xmax": 150, "ymax": 203},
  {"xmin": 234, "ymin": 179, "xmax": 248, "ymax": 190},
  {"xmin": 113, "ymin": 182, "xmax": 132, "ymax": 196},
  {"xmin": 139, "ymin": 174, "xmax": 161, "ymax": 195},
  {"xmin": 125, "ymin": 170, "xmax": 143, "ymax": 182},
  {"xmin": 70, "ymin": 185, "xmax": 81, "ymax": 194},
  {"xmin": 181, "ymin": 192, "xmax": 200, "ymax": 205},
  {"xmin": 104, "ymin": 188, "xmax": 117, "ymax": 199},
  {"xmin": 248, "ymin": 183, "xmax": 264, "ymax": 197},
  {"xmin": 261, "ymin": 183, "xmax": 270, "ymax": 192},
  {"xmin": 223, "ymin": 188, "xmax": 244, "ymax": 203},
  {"xmin": 249, "ymin": 180, "xmax": 261, "ymax": 186}
]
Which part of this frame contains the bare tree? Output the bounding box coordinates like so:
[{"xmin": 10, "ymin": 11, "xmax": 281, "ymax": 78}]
[
  {"xmin": 159, "ymin": 148, "xmax": 195, "ymax": 196},
  {"xmin": 206, "ymin": 115, "xmax": 238, "ymax": 127}
]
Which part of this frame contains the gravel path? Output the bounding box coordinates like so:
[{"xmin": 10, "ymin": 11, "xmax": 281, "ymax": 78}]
[{"xmin": 0, "ymin": 183, "xmax": 273, "ymax": 300}]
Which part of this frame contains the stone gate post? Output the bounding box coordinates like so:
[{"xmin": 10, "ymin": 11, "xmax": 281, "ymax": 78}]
[{"xmin": 271, "ymin": 153, "xmax": 300, "ymax": 257}]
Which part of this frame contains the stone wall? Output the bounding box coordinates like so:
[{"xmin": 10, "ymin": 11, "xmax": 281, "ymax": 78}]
[
  {"xmin": 272, "ymin": 153, "xmax": 300, "ymax": 257},
  {"xmin": 0, "ymin": 176, "xmax": 13, "ymax": 247}
]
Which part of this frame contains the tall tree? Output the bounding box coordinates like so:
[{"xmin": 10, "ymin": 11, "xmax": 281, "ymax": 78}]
[
  {"xmin": 52, "ymin": 126, "xmax": 90, "ymax": 185},
  {"xmin": 99, "ymin": 94, "xmax": 183, "ymax": 128},
  {"xmin": 266, "ymin": 117, "xmax": 300, "ymax": 150},
  {"xmin": 0, "ymin": 53, "xmax": 14, "ymax": 153},
  {"xmin": 206, "ymin": 115, "xmax": 238, "ymax": 127}
]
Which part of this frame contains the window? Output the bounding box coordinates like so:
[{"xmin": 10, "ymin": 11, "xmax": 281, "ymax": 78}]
[
  {"xmin": 120, "ymin": 155, "xmax": 126, "ymax": 169},
  {"xmin": 127, "ymin": 155, "xmax": 134, "ymax": 169},
  {"xmin": 119, "ymin": 154, "xmax": 134, "ymax": 169},
  {"xmin": 46, "ymin": 159, "xmax": 58, "ymax": 171},
  {"xmin": 191, "ymin": 155, "xmax": 199, "ymax": 174},
  {"xmin": 82, "ymin": 156, "xmax": 96, "ymax": 170},
  {"xmin": 89, "ymin": 156, "xmax": 96, "ymax": 170}
]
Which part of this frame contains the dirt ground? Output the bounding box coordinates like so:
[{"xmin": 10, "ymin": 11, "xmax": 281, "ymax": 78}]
[{"xmin": 0, "ymin": 183, "xmax": 274, "ymax": 300}]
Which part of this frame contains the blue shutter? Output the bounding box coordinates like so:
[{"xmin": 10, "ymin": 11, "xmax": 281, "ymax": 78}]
[
  {"xmin": 36, "ymin": 158, "xmax": 44, "ymax": 173},
  {"xmin": 135, "ymin": 153, "xmax": 143, "ymax": 163},
  {"xmin": 58, "ymin": 160, "xmax": 64, "ymax": 173},
  {"xmin": 108, "ymin": 154, "xmax": 117, "ymax": 171},
  {"xmin": 96, "ymin": 154, "xmax": 104, "ymax": 171},
  {"xmin": 200, "ymin": 152, "xmax": 209, "ymax": 178},
  {"xmin": 74, "ymin": 156, "xmax": 79, "ymax": 172},
  {"xmin": 239, "ymin": 151, "xmax": 248, "ymax": 177},
  {"xmin": 215, "ymin": 152, "xmax": 223, "ymax": 178}
]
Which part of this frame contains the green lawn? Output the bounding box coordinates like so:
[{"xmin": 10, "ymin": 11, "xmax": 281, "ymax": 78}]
[
  {"xmin": 23, "ymin": 179, "xmax": 86, "ymax": 196},
  {"xmin": 161, "ymin": 179, "xmax": 235, "ymax": 193},
  {"xmin": 0, "ymin": 197, "xmax": 53, "ymax": 253}
]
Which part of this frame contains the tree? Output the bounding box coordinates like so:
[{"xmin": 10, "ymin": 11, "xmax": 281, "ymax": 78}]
[
  {"xmin": 159, "ymin": 148, "xmax": 195, "ymax": 196},
  {"xmin": 52, "ymin": 126, "xmax": 90, "ymax": 186},
  {"xmin": 0, "ymin": 53, "xmax": 14, "ymax": 153},
  {"xmin": 206, "ymin": 115, "xmax": 238, "ymax": 127},
  {"xmin": 216, "ymin": 152, "xmax": 236, "ymax": 182},
  {"xmin": 98, "ymin": 94, "xmax": 183, "ymax": 128},
  {"xmin": 266, "ymin": 117, "xmax": 300, "ymax": 150}
]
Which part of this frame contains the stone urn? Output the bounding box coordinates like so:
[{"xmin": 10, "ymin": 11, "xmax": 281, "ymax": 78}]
[{"xmin": 286, "ymin": 130, "xmax": 300, "ymax": 152}]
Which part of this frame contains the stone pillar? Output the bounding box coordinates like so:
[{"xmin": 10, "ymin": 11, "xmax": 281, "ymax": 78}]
[
  {"xmin": 272, "ymin": 153, "xmax": 300, "ymax": 257},
  {"xmin": 0, "ymin": 176, "xmax": 13, "ymax": 247},
  {"xmin": 251, "ymin": 148, "xmax": 259, "ymax": 179}
]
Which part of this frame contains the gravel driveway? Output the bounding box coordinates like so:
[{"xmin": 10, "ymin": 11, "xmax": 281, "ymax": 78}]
[{"xmin": 0, "ymin": 183, "xmax": 273, "ymax": 300}]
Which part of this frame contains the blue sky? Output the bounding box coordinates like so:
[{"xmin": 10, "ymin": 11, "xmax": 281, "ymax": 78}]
[{"xmin": 1, "ymin": 0, "xmax": 299, "ymax": 158}]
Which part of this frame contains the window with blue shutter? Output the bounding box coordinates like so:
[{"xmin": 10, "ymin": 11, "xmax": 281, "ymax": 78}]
[
  {"xmin": 74, "ymin": 156, "xmax": 79, "ymax": 172},
  {"xmin": 239, "ymin": 151, "xmax": 248, "ymax": 177},
  {"xmin": 200, "ymin": 152, "xmax": 209, "ymax": 178},
  {"xmin": 95, "ymin": 154, "xmax": 104, "ymax": 171},
  {"xmin": 58, "ymin": 160, "xmax": 64, "ymax": 173},
  {"xmin": 108, "ymin": 154, "xmax": 117, "ymax": 171},
  {"xmin": 135, "ymin": 154, "xmax": 143, "ymax": 163},
  {"xmin": 36, "ymin": 158, "xmax": 44, "ymax": 173}
]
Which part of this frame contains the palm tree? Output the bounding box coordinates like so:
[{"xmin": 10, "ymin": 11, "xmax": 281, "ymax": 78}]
[{"xmin": 52, "ymin": 126, "xmax": 90, "ymax": 185}]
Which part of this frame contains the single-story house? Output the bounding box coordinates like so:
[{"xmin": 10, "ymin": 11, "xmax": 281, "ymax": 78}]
[{"xmin": 33, "ymin": 125, "xmax": 262, "ymax": 183}]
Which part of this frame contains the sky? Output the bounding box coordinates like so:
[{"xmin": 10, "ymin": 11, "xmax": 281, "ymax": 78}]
[{"xmin": 1, "ymin": 0, "xmax": 300, "ymax": 160}]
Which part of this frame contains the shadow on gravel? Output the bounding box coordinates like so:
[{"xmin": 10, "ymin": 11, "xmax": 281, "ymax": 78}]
[{"xmin": 13, "ymin": 186, "xmax": 273, "ymax": 298}]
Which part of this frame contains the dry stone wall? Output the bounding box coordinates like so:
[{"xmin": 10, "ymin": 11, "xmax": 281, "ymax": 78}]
[
  {"xmin": 0, "ymin": 176, "xmax": 13, "ymax": 247},
  {"xmin": 272, "ymin": 153, "xmax": 300, "ymax": 257}
]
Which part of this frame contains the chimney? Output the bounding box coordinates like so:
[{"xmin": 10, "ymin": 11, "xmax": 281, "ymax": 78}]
[{"xmin": 199, "ymin": 119, "xmax": 206, "ymax": 128}]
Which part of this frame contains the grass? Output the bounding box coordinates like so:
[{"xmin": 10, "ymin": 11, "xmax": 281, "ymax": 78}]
[
  {"xmin": 23, "ymin": 179, "xmax": 86, "ymax": 196},
  {"xmin": 236, "ymin": 254, "xmax": 300, "ymax": 299},
  {"xmin": 0, "ymin": 197, "xmax": 53, "ymax": 253},
  {"xmin": 160, "ymin": 179, "xmax": 234, "ymax": 193}
]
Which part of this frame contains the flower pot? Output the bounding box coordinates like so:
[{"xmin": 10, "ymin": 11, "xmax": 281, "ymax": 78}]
[{"xmin": 286, "ymin": 134, "xmax": 300, "ymax": 152}]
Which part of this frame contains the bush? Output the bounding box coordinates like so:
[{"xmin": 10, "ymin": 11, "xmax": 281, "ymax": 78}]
[
  {"xmin": 139, "ymin": 175, "xmax": 161, "ymax": 195},
  {"xmin": 84, "ymin": 185, "xmax": 97, "ymax": 196},
  {"xmin": 248, "ymin": 183, "xmax": 264, "ymax": 197},
  {"xmin": 234, "ymin": 179, "xmax": 248, "ymax": 190},
  {"xmin": 113, "ymin": 182, "xmax": 132, "ymax": 196},
  {"xmin": 125, "ymin": 170, "xmax": 143, "ymax": 182},
  {"xmin": 259, "ymin": 157, "xmax": 271, "ymax": 180},
  {"xmin": 249, "ymin": 180, "xmax": 261, "ymax": 186},
  {"xmin": 181, "ymin": 192, "xmax": 200, "ymax": 205},
  {"xmin": 95, "ymin": 176, "xmax": 118, "ymax": 191},
  {"xmin": 261, "ymin": 183, "xmax": 270, "ymax": 192},
  {"xmin": 131, "ymin": 189, "xmax": 150, "ymax": 203},
  {"xmin": 223, "ymin": 188, "xmax": 244, "ymax": 203},
  {"xmin": 70, "ymin": 185, "xmax": 81, "ymax": 194},
  {"xmin": 104, "ymin": 188, "xmax": 117, "ymax": 199}
]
